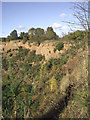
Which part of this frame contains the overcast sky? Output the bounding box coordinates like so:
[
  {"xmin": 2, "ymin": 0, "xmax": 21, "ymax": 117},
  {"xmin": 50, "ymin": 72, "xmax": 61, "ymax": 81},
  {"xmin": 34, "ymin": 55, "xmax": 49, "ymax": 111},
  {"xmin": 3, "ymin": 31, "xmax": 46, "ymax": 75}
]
[{"xmin": 2, "ymin": 2, "xmax": 80, "ymax": 37}]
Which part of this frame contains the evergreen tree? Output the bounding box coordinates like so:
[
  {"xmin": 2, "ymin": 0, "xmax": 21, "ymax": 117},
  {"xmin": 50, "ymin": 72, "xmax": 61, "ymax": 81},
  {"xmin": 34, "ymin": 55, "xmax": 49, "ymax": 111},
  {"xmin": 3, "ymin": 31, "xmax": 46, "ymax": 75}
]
[{"xmin": 10, "ymin": 30, "xmax": 18, "ymax": 40}]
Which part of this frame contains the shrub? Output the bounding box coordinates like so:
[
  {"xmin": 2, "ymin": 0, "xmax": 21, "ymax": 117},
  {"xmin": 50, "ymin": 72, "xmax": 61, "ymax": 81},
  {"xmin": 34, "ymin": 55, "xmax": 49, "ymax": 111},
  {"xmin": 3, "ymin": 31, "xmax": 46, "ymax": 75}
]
[
  {"xmin": 10, "ymin": 30, "xmax": 18, "ymax": 40},
  {"xmin": 6, "ymin": 36, "xmax": 11, "ymax": 42},
  {"xmin": 12, "ymin": 48, "xmax": 18, "ymax": 51},
  {"xmin": 22, "ymin": 49, "xmax": 30, "ymax": 55},
  {"xmin": 7, "ymin": 49, "xmax": 11, "ymax": 53},
  {"xmin": 18, "ymin": 46, "xmax": 23, "ymax": 52},
  {"xmin": 54, "ymin": 48, "xmax": 56, "ymax": 53},
  {"xmin": 44, "ymin": 60, "xmax": 53, "ymax": 71},
  {"xmin": 26, "ymin": 50, "xmax": 45, "ymax": 63},
  {"xmin": 2, "ymin": 58, "xmax": 8, "ymax": 70},
  {"xmin": 56, "ymin": 43, "xmax": 64, "ymax": 51},
  {"xmin": 23, "ymin": 33, "xmax": 29, "ymax": 44},
  {"xmin": 49, "ymin": 51, "xmax": 51, "ymax": 54},
  {"xmin": 35, "ymin": 55, "xmax": 42, "ymax": 62},
  {"xmin": 9, "ymin": 53, "xmax": 13, "ymax": 57},
  {"xmin": 67, "ymin": 30, "xmax": 86, "ymax": 41},
  {"xmin": 2, "ymin": 38, "xmax": 6, "ymax": 42}
]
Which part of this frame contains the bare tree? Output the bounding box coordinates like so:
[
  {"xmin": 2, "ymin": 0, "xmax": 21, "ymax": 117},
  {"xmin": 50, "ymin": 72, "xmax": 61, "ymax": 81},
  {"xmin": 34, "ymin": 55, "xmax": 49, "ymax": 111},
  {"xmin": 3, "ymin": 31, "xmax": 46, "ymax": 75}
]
[
  {"xmin": 73, "ymin": 1, "xmax": 89, "ymax": 32},
  {"xmin": 63, "ymin": 1, "xmax": 89, "ymax": 33}
]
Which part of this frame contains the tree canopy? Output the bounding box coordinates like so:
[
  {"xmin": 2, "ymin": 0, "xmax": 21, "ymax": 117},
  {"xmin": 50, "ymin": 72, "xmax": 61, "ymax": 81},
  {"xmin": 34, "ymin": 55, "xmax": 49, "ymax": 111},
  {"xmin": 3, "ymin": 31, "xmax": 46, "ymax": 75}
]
[
  {"xmin": 4, "ymin": 27, "xmax": 59, "ymax": 42},
  {"xmin": 10, "ymin": 30, "xmax": 18, "ymax": 40},
  {"xmin": 28, "ymin": 27, "xmax": 59, "ymax": 43}
]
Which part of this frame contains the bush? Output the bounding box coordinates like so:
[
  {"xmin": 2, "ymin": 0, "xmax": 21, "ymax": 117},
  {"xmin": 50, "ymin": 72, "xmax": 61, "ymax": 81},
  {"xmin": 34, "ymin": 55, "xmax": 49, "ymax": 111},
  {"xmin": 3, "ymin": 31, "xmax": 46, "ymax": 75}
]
[
  {"xmin": 54, "ymin": 48, "xmax": 56, "ymax": 53},
  {"xmin": 7, "ymin": 49, "xmax": 11, "ymax": 53},
  {"xmin": 35, "ymin": 54, "xmax": 45, "ymax": 62},
  {"xmin": 10, "ymin": 30, "xmax": 18, "ymax": 40},
  {"xmin": 6, "ymin": 36, "xmax": 11, "ymax": 42},
  {"xmin": 26, "ymin": 50, "xmax": 45, "ymax": 63},
  {"xmin": 22, "ymin": 49, "xmax": 30, "ymax": 55},
  {"xmin": 56, "ymin": 43, "xmax": 64, "ymax": 51},
  {"xmin": 49, "ymin": 51, "xmax": 51, "ymax": 54},
  {"xmin": 2, "ymin": 58, "xmax": 8, "ymax": 70},
  {"xmin": 11, "ymin": 48, "xmax": 29, "ymax": 62},
  {"xmin": 44, "ymin": 60, "xmax": 53, "ymax": 71},
  {"xmin": 9, "ymin": 53, "xmax": 13, "ymax": 57},
  {"xmin": 18, "ymin": 46, "xmax": 23, "ymax": 52},
  {"xmin": 23, "ymin": 33, "xmax": 29, "ymax": 44},
  {"xmin": 67, "ymin": 30, "xmax": 86, "ymax": 41},
  {"xmin": 12, "ymin": 48, "xmax": 18, "ymax": 51},
  {"xmin": 2, "ymin": 38, "xmax": 6, "ymax": 42}
]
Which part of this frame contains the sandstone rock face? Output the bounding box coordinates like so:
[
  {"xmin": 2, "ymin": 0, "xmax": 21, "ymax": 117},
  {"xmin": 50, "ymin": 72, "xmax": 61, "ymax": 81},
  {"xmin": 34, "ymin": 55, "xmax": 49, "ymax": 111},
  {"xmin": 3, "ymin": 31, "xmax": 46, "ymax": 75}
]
[
  {"xmin": 64, "ymin": 43, "xmax": 72, "ymax": 50},
  {"xmin": 2, "ymin": 41, "xmax": 18, "ymax": 51},
  {"xmin": 2, "ymin": 41, "xmax": 73, "ymax": 61},
  {"xmin": 35, "ymin": 42, "xmax": 60, "ymax": 61},
  {"xmin": 18, "ymin": 42, "xmax": 30, "ymax": 49}
]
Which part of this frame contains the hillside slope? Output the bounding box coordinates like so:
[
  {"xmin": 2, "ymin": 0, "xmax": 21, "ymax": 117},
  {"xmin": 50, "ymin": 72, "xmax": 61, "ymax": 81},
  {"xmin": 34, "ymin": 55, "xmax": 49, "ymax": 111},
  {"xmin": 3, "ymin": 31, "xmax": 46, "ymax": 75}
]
[
  {"xmin": 2, "ymin": 40, "xmax": 73, "ymax": 60},
  {"xmin": 2, "ymin": 39, "xmax": 89, "ymax": 119}
]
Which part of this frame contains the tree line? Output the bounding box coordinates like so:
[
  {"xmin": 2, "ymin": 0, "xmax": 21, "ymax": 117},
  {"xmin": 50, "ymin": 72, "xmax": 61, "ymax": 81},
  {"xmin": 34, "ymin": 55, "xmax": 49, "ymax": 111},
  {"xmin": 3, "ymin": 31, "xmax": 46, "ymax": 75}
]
[
  {"xmin": 1, "ymin": 27, "xmax": 59, "ymax": 44},
  {"xmin": 1, "ymin": 27, "xmax": 87, "ymax": 44}
]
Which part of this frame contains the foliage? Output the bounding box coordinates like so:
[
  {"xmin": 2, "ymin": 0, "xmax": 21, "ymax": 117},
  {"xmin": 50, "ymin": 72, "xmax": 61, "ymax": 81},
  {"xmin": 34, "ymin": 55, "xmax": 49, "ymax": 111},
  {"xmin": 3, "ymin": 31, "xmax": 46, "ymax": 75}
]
[
  {"xmin": 28, "ymin": 27, "xmax": 59, "ymax": 44},
  {"xmin": 19, "ymin": 32, "xmax": 29, "ymax": 43},
  {"xmin": 9, "ymin": 53, "xmax": 13, "ymax": 57},
  {"xmin": 18, "ymin": 46, "xmax": 23, "ymax": 52},
  {"xmin": 19, "ymin": 32, "xmax": 25, "ymax": 39},
  {"xmin": 10, "ymin": 30, "xmax": 18, "ymax": 40},
  {"xmin": 46, "ymin": 27, "xmax": 59, "ymax": 40},
  {"xmin": 46, "ymin": 76, "xmax": 57, "ymax": 91},
  {"xmin": 46, "ymin": 31, "xmax": 56, "ymax": 40},
  {"xmin": 35, "ymin": 28, "xmax": 44, "ymax": 36},
  {"xmin": 47, "ymin": 27, "xmax": 54, "ymax": 32},
  {"xmin": 2, "ymin": 56, "xmax": 38, "ymax": 118},
  {"xmin": 28, "ymin": 27, "xmax": 35, "ymax": 35},
  {"xmin": 2, "ymin": 58, "xmax": 9, "ymax": 70},
  {"xmin": 26, "ymin": 50, "xmax": 45, "ymax": 63},
  {"xmin": 54, "ymin": 48, "xmax": 56, "ymax": 53},
  {"xmin": 6, "ymin": 35, "xmax": 11, "ymax": 42},
  {"xmin": 23, "ymin": 33, "xmax": 29, "ymax": 44},
  {"xmin": 13, "ymin": 47, "xmax": 30, "ymax": 61},
  {"xmin": 2, "ymin": 37, "xmax": 6, "ymax": 42},
  {"xmin": 61, "ymin": 30, "xmax": 87, "ymax": 43},
  {"xmin": 4, "ymin": 26, "xmax": 59, "ymax": 43},
  {"xmin": 55, "ymin": 42, "xmax": 64, "ymax": 51},
  {"xmin": 49, "ymin": 51, "xmax": 51, "ymax": 54},
  {"xmin": 7, "ymin": 49, "xmax": 11, "ymax": 53},
  {"xmin": 46, "ymin": 57, "xmax": 69, "ymax": 70},
  {"xmin": 29, "ymin": 32, "xmax": 34, "ymax": 42},
  {"xmin": 2, "ymin": 32, "xmax": 88, "ymax": 119},
  {"xmin": 67, "ymin": 30, "xmax": 87, "ymax": 40}
]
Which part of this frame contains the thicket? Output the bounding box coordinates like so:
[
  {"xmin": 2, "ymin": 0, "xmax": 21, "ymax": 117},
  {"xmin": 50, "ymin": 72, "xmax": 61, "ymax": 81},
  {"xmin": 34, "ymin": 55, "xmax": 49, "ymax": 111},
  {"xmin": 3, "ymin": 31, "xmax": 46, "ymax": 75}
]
[
  {"xmin": 2, "ymin": 45, "xmax": 70, "ymax": 118},
  {"xmin": 62, "ymin": 30, "xmax": 87, "ymax": 41},
  {"xmin": 2, "ymin": 58, "xmax": 9, "ymax": 70},
  {"xmin": 2, "ymin": 56, "xmax": 35, "ymax": 118},
  {"xmin": 1, "ymin": 38, "xmax": 6, "ymax": 42},
  {"xmin": 54, "ymin": 42, "xmax": 64, "ymax": 52},
  {"xmin": 26, "ymin": 50, "xmax": 45, "ymax": 63},
  {"xmin": 27, "ymin": 27, "xmax": 59, "ymax": 45}
]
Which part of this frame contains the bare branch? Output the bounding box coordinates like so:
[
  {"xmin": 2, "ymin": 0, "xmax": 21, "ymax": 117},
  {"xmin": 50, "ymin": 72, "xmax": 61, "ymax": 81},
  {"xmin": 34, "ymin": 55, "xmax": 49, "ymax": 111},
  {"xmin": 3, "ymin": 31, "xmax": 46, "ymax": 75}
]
[{"xmin": 63, "ymin": 2, "xmax": 89, "ymax": 32}]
